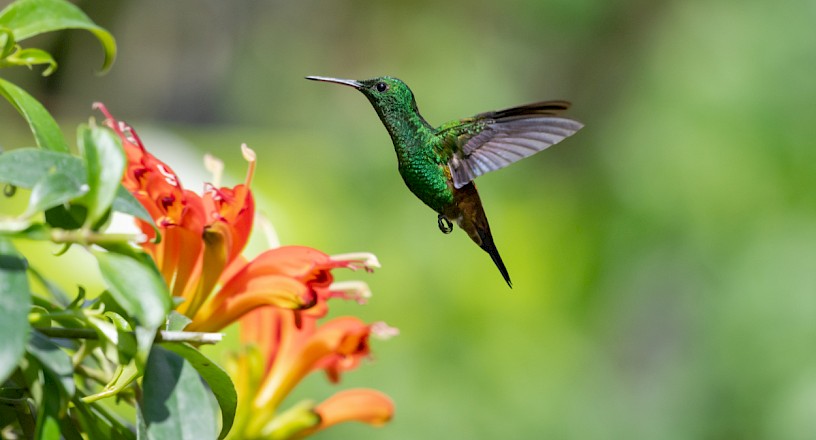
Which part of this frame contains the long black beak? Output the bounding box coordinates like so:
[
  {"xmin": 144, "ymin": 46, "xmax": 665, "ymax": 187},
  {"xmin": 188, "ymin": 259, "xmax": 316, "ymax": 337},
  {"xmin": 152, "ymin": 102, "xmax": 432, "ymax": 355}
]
[{"xmin": 305, "ymin": 76, "xmax": 362, "ymax": 89}]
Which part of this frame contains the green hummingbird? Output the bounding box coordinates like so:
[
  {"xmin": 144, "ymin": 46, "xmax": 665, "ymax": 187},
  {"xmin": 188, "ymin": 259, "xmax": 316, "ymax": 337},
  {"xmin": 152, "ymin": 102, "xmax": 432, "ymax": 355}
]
[{"xmin": 306, "ymin": 75, "xmax": 583, "ymax": 287}]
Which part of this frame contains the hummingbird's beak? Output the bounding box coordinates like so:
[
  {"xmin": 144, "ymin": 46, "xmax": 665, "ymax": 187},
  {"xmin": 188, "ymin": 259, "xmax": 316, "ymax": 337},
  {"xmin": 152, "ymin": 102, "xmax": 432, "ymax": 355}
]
[{"xmin": 305, "ymin": 76, "xmax": 362, "ymax": 89}]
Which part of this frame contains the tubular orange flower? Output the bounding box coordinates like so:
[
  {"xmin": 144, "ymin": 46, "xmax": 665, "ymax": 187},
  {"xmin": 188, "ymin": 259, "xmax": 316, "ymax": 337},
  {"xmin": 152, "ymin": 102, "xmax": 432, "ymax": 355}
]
[
  {"xmin": 229, "ymin": 301, "xmax": 396, "ymax": 439},
  {"xmin": 97, "ymin": 103, "xmax": 395, "ymax": 438},
  {"xmin": 96, "ymin": 103, "xmax": 377, "ymax": 331},
  {"xmin": 302, "ymin": 388, "xmax": 394, "ymax": 435}
]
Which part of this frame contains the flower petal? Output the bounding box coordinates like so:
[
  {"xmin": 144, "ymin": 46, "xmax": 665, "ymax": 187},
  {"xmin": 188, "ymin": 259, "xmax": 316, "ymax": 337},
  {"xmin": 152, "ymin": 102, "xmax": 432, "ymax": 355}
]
[
  {"xmin": 253, "ymin": 316, "xmax": 372, "ymax": 412},
  {"xmin": 187, "ymin": 275, "xmax": 315, "ymax": 332},
  {"xmin": 303, "ymin": 389, "xmax": 394, "ymax": 436}
]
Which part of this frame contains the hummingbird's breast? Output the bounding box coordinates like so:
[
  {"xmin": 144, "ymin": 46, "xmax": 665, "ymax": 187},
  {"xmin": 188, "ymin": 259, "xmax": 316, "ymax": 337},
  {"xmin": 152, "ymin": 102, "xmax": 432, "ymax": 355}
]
[{"xmin": 396, "ymin": 148, "xmax": 454, "ymax": 214}]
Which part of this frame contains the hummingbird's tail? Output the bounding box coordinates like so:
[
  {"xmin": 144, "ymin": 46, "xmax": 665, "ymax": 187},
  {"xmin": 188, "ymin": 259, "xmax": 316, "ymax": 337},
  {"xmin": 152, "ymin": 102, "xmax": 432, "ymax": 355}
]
[
  {"xmin": 451, "ymin": 182, "xmax": 512, "ymax": 288},
  {"xmin": 476, "ymin": 224, "xmax": 512, "ymax": 288}
]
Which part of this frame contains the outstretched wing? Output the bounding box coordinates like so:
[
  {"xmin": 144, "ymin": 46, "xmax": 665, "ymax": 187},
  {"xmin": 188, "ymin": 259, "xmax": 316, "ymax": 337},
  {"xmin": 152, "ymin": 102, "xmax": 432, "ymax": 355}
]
[{"xmin": 436, "ymin": 101, "xmax": 583, "ymax": 189}]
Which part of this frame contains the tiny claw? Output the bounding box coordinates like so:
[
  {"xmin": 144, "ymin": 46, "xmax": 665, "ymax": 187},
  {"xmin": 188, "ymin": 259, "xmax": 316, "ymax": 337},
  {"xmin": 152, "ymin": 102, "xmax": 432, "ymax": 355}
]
[{"xmin": 437, "ymin": 215, "xmax": 453, "ymax": 234}]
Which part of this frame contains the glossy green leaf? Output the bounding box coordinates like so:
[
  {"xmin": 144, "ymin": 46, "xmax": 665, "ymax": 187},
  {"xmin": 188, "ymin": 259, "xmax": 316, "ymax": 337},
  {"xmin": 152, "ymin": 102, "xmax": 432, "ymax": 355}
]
[
  {"xmin": 0, "ymin": 238, "xmax": 31, "ymax": 384},
  {"xmin": 0, "ymin": 148, "xmax": 156, "ymax": 227},
  {"xmin": 162, "ymin": 342, "xmax": 237, "ymax": 439},
  {"xmin": 26, "ymin": 331, "xmax": 74, "ymax": 398},
  {"xmin": 93, "ymin": 250, "xmax": 170, "ymax": 364},
  {"xmin": 112, "ymin": 185, "xmax": 157, "ymax": 233},
  {"xmin": 0, "ymin": 0, "xmax": 116, "ymax": 73},
  {"xmin": 0, "ymin": 78, "xmax": 68, "ymax": 151},
  {"xmin": 23, "ymin": 171, "xmax": 87, "ymax": 218},
  {"xmin": 140, "ymin": 346, "xmax": 218, "ymax": 440},
  {"xmin": 0, "ymin": 148, "xmax": 82, "ymax": 187},
  {"xmin": 78, "ymin": 124, "xmax": 125, "ymax": 228}
]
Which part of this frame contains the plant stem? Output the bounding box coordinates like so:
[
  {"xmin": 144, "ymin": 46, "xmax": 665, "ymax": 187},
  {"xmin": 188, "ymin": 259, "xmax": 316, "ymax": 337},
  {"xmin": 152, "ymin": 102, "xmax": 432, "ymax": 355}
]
[
  {"xmin": 50, "ymin": 228, "xmax": 142, "ymax": 245},
  {"xmin": 35, "ymin": 328, "xmax": 223, "ymax": 344}
]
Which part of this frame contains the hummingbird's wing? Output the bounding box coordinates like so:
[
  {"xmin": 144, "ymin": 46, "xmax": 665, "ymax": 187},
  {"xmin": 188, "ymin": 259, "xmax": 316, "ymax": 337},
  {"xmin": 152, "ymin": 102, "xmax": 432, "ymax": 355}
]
[{"xmin": 436, "ymin": 101, "xmax": 583, "ymax": 189}]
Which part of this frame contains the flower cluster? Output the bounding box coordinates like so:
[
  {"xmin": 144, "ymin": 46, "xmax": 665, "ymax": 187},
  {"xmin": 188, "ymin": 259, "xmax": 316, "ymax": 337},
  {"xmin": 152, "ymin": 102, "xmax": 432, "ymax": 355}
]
[
  {"xmin": 97, "ymin": 104, "xmax": 395, "ymax": 438},
  {"xmin": 230, "ymin": 306, "xmax": 396, "ymax": 438}
]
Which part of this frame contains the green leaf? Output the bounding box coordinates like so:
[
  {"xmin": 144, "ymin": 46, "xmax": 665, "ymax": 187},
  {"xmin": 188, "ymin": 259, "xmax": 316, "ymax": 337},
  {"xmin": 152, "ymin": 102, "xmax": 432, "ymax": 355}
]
[
  {"xmin": 0, "ymin": 0, "xmax": 116, "ymax": 73},
  {"xmin": 0, "ymin": 148, "xmax": 156, "ymax": 227},
  {"xmin": 44, "ymin": 204, "xmax": 86, "ymax": 230},
  {"xmin": 0, "ymin": 238, "xmax": 31, "ymax": 384},
  {"xmin": 57, "ymin": 412, "xmax": 85, "ymax": 440},
  {"xmin": 0, "ymin": 382, "xmax": 36, "ymax": 437},
  {"xmin": 162, "ymin": 342, "xmax": 238, "ymax": 439},
  {"xmin": 26, "ymin": 331, "xmax": 74, "ymax": 398},
  {"xmin": 166, "ymin": 311, "xmax": 192, "ymax": 332},
  {"xmin": 0, "ymin": 220, "xmax": 50, "ymax": 239},
  {"xmin": 93, "ymin": 250, "xmax": 170, "ymax": 364},
  {"xmin": 72, "ymin": 392, "xmax": 136, "ymax": 440},
  {"xmin": 140, "ymin": 346, "xmax": 219, "ymax": 440},
  {"xmin": 0, "ymin": 47, "xmax": 58, "ymax": 76},
  {"xmin": 113, "ymin": 185, "xmax": 158, "ymax": 232},
  {"xmin": 0, "ymin": 148, "xmax": 82, "ymax": 187},
  {"xmin": 82, "ymin": 360, "xmax": 139, "ymax": 403},
  {"xmin": 33, "ymin": 373, "xmax": 62, "ymax": 440},
  {"xmin": 77, "ymin": 124, "xmax": 125, "ymax": 227},
  {"xmin": 23, "ymin": 171, "xmax": 88, "ymax": 218},
  {"xmin": 88, "ymin": 313, "xmax": 136, "ymax": 365},
  {"xmin": 0, "ymin": 78, "xmax": 68, "ymax": 151},
  {"xmin": 0, "ymin": 27, "xmax": 14, "ymax": 57}
]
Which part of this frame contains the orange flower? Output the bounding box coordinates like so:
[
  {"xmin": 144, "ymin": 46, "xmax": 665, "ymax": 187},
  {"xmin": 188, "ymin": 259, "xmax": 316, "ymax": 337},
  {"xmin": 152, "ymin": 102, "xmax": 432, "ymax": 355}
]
[
  {"xmin": 97, "ymin": 104, "xmax": 395, "ymax": 438},
  {"xmin": 96, "ymin": 104, "xmax": 378, "ymax": 331},
  {"xmin": 228, "ymin": 301, "xmax": 396, "ymax": 438},
  {"xmin": 304, "ymin": 389, "xmax": 394, "ymax": 434}
]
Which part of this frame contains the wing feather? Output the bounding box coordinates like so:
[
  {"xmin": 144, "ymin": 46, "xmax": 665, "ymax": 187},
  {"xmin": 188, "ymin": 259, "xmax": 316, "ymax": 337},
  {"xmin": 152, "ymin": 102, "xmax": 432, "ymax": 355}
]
[{"xmin": 449, "ymin": 115, "xmax": 583, "ymax": 189}]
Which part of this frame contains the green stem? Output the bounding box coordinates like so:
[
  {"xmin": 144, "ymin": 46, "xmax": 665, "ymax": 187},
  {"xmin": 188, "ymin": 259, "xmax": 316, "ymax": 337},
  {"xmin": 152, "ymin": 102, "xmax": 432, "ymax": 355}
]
[
  {"xmin": 50, "ymin": 228, "xmax": 141, "ymax": 246},
  {"xmin": 30, "ymin": 310, "xmax": 81, "ymax": 321},
  {"xmin": 74, "ymin": 364, "xmax": 110, "ymax": 386},
  {"xmin": 72, "ymin": 389, "xmax": 134, "ymax": 437},
  {"xmin": 35, "ymin": 328, "xmax": 223, "ymax": 344}
]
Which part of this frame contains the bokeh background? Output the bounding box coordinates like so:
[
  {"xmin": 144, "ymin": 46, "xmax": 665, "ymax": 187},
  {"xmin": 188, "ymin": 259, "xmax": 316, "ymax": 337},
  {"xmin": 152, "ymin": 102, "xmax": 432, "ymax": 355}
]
[{"xmin": 2, "ymin": 0, "xmax": 815, "ymax": 438}]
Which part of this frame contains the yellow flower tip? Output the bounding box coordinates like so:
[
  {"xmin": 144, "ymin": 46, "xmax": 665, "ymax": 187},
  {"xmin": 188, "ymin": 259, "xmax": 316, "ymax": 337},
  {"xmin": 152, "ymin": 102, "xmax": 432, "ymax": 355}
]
[
  {"xmin": 329, "ymin": 280, "xmax": 372, "ymax": 304},
  {"xmin": 330, "ymin": 252, "xmax": 381, "ymax": 271},
  {"xmin": 370, "ymin": 321, "xmax": 399, "ymax": 340},
  {"xmin": 203, "ymin": 153, "xmax": 224, "ymax": 188},
  {"xmin": 241, "ymin": 143, "xmax": 257, "ymax": 187}
]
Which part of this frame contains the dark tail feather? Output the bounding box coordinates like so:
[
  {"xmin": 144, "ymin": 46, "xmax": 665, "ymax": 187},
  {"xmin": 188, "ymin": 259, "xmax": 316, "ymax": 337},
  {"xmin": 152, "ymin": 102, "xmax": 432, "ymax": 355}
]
[
  {"xmin": 454, "ymin": 181, "xmax": 513, "ymax": 287},
  {"xmin": 476, "ymin": 227, "xmax": 512, "ymax": 288}
]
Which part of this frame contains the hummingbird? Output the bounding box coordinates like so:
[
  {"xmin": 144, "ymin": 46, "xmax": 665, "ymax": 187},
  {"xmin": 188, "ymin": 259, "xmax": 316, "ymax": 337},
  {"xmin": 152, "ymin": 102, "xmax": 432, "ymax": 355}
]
[{"xmin": 306, "ymin": 75, "xmax": 583, "ymax": 287}]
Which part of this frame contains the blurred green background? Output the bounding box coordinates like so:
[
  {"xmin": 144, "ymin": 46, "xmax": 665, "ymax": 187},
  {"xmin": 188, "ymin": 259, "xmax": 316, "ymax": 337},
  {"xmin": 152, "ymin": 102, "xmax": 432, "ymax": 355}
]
[{"xmin": 2, "ymin": 0, "xmax": 815, "ymax": 438}]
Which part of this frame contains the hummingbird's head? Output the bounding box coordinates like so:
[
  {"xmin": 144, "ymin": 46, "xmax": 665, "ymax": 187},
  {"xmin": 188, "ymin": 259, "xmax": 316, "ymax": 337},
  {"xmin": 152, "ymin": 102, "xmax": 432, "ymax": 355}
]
[{"xmin": 306, "ymin": 75, "xmax": 420, "ymax": 121}]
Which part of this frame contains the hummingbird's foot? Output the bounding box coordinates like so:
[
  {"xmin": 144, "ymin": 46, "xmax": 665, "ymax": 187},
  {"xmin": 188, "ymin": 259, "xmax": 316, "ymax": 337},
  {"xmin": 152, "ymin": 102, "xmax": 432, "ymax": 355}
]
[{"xmin": 437, "ymin": 215, "xmax": 453, "ymax": 234}]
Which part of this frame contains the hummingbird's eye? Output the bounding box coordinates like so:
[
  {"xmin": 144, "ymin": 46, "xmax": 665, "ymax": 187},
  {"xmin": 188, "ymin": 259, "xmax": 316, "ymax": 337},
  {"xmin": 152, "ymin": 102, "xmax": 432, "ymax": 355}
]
[{"xmin": 375, "ymin": 82, "xmax": 389, "ymax": 92}]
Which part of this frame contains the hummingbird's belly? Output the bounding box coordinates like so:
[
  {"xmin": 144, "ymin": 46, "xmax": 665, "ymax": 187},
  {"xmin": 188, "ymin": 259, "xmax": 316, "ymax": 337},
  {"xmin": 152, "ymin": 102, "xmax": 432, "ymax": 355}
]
[{"xmin": 398, "ymin": 160, "xmax": 454, "ymax": 214}]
